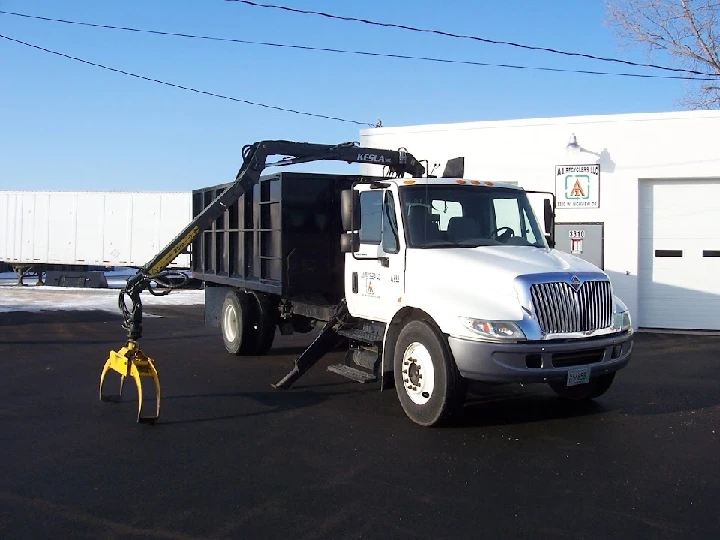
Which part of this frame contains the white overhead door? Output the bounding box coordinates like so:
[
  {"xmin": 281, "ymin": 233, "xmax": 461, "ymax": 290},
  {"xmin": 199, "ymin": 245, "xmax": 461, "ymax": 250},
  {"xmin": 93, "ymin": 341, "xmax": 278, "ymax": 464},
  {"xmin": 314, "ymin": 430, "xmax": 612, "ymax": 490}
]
[{"xmin": 638, "ymin": 179, "xmax": 720, "ymax": 330}]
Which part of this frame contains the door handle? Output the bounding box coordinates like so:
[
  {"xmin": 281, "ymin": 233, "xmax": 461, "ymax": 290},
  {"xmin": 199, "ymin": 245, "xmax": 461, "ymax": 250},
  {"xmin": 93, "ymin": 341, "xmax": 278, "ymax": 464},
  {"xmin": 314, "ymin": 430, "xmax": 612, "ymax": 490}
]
[{"xmin": 379, "ymin": 257, "xmax": 389, "ymax": 267}]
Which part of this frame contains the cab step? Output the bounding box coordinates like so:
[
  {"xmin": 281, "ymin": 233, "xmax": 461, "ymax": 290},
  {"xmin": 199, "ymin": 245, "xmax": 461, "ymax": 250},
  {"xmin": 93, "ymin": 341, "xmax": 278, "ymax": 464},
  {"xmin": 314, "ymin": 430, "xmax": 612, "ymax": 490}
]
[{"xmin": 327, "ymin": 364, "xmax": 378, "ymax": 383}]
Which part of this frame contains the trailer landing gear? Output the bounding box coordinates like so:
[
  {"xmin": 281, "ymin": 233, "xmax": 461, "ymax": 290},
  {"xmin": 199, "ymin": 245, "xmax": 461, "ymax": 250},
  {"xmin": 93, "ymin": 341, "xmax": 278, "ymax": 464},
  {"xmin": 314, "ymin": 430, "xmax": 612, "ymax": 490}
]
[{"xmin": 99, "ymin": 341, "xmax": 161, "ymax": 424}]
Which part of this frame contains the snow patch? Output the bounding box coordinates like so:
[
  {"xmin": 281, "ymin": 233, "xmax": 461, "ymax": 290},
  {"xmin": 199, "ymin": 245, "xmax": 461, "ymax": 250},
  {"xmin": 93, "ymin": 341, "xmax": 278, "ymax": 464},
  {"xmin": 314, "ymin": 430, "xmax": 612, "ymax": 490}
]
[{"xmin": 0, "ymin": 282, "xmax": 204, "ymax": 314}]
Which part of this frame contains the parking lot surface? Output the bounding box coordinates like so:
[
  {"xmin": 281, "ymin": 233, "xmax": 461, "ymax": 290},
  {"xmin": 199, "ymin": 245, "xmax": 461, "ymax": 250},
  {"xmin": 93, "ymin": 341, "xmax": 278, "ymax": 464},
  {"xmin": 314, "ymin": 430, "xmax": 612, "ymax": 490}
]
[{"xmin": 1, "ymin": 306, "xmax": 718, "ymax": 539}]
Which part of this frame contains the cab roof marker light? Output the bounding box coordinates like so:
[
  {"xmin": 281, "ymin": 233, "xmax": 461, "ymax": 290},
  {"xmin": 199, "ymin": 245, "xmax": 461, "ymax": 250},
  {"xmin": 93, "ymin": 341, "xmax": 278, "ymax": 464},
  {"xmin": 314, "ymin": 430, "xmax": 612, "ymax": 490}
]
[
  {"xmin": 485, "ymin": 181, "xmax": 494, "ymax": 186},
  {"xmin": 455, "ymin": 180, "xmax": 466, "ymax": 184},
  {"xmin": 470, "ymin": 180, "xmax": 480, "ymax": 185},
  {"xmin": 403, "ymin": 180, "xmax": 416, "ymax": 185}
]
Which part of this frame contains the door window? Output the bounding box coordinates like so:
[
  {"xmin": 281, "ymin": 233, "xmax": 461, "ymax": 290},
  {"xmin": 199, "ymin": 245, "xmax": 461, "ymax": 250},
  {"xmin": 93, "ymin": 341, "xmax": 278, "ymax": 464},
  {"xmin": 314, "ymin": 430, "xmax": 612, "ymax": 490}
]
[
  {"xmin": 382, "ymin": 191, "xmax": 400, "ymax": 253},
  {"xmin": 359, "ymin": 190, "xmax": 383, "ymax": 244}
]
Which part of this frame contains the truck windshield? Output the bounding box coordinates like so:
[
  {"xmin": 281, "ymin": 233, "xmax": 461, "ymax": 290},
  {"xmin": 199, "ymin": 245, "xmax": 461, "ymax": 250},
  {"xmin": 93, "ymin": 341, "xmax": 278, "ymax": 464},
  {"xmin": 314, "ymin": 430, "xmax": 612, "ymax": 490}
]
[{"xmin": 399, "ymin": 185, "xmax": 547, "ymax": 249}]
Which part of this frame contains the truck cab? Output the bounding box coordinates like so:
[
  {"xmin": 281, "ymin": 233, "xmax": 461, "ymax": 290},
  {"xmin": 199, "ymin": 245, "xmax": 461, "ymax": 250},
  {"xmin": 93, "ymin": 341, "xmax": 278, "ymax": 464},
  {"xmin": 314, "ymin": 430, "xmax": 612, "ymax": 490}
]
[{"xmin": 340, "ymin": 177, "xmax": 633, "ymax": 425}]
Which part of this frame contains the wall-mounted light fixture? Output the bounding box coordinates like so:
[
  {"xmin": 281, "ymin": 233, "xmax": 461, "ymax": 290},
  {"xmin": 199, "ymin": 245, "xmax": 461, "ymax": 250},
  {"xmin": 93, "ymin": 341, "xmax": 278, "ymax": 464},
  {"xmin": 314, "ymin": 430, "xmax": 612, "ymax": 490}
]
[
  {"xmin": 565, "ymin": 132, "xmax": 601, "ymax": 158},
  {"xmin": 566, "ymin": 133, "xmax": 582, "ymax": 155}
]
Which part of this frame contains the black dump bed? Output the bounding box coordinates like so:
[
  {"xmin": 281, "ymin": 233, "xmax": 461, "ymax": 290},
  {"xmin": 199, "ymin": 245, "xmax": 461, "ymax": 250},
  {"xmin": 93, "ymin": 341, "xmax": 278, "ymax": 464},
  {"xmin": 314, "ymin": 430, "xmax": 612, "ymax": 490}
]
[{"xmin": 191, "ymin": 172, "xmax": 375, "ymax": 307}]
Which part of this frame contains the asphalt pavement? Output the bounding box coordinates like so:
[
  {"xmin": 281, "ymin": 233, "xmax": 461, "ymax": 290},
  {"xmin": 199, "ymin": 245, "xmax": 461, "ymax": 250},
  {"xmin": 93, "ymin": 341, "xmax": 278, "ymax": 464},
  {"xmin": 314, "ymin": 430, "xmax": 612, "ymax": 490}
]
[{"xmin": 1, "ymin": 306, "xmax": 718, "ymax": 539}]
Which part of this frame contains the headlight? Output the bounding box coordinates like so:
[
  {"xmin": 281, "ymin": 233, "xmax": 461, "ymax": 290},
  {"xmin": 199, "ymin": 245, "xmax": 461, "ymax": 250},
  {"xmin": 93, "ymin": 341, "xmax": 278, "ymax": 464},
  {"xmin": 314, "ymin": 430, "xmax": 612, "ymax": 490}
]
[
  {"xmin": 613, "ymin": 311, "xmax": 632, "ymax": 331},
  {"xmin": 459, "ymin": 317, "xmax": 526, "ymax": 341},
  {"xmin": 612, "ymin": 296, "xmax": 632, "ymax": 330}
]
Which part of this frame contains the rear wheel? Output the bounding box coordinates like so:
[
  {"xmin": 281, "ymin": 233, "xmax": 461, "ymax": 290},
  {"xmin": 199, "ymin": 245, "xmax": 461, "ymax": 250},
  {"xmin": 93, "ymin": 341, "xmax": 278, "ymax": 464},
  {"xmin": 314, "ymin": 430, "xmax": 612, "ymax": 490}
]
[
  {"xmin": 221, "ymin": 290, "xmax": 257, "ymax": 355},
  {"xmin": 393, "ymin": 319, "xmax": 466, "ymax": 427},
  {"xmin": 252, "ymin": 293, "xmax": 278, "ymax": 355},
  {"xmin": 548, "ymin": 372, "xmax": 616, "ymax": 400}
]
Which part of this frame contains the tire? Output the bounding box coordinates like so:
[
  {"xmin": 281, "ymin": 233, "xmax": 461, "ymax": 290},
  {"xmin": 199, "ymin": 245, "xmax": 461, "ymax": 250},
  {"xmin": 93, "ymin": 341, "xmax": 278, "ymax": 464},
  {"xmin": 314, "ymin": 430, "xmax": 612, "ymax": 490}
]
[
  {"xmin": 393, "ymin": 319, "xmax": 467, "ymax": 427},
  {"xmin": 252, "ymin": 293, "xmax": 278, "ymax": 356},
  {"xmin": 548, "ymin": 372, "xmax": 616, "ymax": 400},
  {"xmin": 220, "ymin": 290, "xmax": 257, "ymax": 355}
]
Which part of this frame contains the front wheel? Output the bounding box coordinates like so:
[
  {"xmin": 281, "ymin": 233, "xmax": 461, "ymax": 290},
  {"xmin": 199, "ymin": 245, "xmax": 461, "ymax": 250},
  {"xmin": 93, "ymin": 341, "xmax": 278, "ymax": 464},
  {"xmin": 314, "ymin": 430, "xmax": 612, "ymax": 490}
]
[
  {"xmin": 393, "ymin": 319, "xmax": 466, "ymax": 427},
  {"xmin": 548, "ymin": 372, "xmax": 616, "ymax": 400}
]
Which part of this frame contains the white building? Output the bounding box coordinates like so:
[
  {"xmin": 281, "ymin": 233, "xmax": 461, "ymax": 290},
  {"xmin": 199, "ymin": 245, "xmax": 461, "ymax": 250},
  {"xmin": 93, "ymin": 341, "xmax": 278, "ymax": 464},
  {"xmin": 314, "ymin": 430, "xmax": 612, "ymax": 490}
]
[{"xmin": 358, "ymin": 110, "xmax": 720, "ymax": 331}]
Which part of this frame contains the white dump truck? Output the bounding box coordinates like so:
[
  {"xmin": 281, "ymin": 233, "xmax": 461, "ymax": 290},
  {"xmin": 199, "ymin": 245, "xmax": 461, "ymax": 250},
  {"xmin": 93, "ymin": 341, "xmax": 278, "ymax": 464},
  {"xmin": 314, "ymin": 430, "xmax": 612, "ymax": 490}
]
[{"xmin": 101, "ymin": 140, "xmax": 634, "ymax": 426}]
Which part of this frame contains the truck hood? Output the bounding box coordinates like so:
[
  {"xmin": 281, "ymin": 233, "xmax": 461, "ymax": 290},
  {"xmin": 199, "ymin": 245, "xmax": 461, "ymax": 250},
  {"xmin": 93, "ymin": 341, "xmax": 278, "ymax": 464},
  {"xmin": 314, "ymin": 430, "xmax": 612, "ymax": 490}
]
[
  {"xmin": 403, "ymin": 246, "xmax": 606, "ymax": 326},
  {"xmin": 408, "ymin": 245, "xmax": 602, "ymax": 281}
]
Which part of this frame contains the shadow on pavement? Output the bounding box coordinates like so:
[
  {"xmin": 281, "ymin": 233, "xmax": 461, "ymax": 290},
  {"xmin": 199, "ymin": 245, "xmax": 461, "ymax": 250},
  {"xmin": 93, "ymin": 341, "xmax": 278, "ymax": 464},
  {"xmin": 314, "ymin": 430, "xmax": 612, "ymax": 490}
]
[
  {"xmin": 0, "ymin": 334, "xmax": 216, "ymax": 346},
  {"xmin": 455, "ymin": 384, "xmax": 611, "ymax": 427},
  {"xmin": 146, "ymin": 389, "xmax": 330, "ymax": 425},
  {"xmin": 267, "ymin": 346, "xmax": 314, "ymax": 356},
  {"xmin": 0, "ymin": 310, "xmax": 121, "ymax": 326}
]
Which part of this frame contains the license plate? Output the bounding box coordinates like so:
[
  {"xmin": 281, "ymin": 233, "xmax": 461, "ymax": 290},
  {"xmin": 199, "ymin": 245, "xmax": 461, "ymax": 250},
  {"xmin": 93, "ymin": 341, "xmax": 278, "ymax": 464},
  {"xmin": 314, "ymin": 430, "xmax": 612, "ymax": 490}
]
[{"xmin": 567, "ymin": 367, "xmax": 590, "ymax": 387}]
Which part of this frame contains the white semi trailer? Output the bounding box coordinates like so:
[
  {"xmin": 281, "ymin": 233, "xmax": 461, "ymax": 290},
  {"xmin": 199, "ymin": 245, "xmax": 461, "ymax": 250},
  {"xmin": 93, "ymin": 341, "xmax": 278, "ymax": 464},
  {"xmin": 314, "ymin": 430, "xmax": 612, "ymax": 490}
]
[{"xmin": 0, "ymin": 190, "xmax": 192, "ymax": 285}]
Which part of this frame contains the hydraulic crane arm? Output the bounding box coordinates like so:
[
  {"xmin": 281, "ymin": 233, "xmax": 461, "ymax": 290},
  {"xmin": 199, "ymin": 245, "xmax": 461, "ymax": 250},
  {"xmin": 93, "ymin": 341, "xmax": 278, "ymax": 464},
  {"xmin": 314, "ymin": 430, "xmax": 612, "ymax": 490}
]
[
  {"xmin": 99, "ymin": 140, "xmax": 426, "ymax": 422},
  {"xmin": 120, "ymin": 140, "xmax": 424, "ymax": 342}
]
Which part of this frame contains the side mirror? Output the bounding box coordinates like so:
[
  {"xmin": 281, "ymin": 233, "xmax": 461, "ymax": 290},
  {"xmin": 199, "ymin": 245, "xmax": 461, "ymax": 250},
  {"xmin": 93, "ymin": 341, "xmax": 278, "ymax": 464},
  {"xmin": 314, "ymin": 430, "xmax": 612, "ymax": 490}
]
[
  {"xmin": 543, "ymin": 198, "xmax": 553, "ymax": 231},
  {"xmin": 545, "ymin": 233, "xmax": 556, "ymax": 249},
  {"xmin": 340, "ymin": 232, "xmax": 360, "ymax": 253},
  {"xmin": 543, "ymin": 198, "xmax": 555, "ymax": 248},
  {"xmin": 341, "ymin": 189, "xmax": 361, "ymax": 232}
]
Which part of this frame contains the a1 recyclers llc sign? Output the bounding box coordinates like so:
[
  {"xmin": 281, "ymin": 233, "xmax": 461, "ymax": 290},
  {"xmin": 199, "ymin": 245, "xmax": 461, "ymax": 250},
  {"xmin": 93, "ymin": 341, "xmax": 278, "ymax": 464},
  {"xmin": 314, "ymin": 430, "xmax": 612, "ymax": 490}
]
[{"xmin": 555, "ymin": 164, "xmax": 600, "ymax": 209}]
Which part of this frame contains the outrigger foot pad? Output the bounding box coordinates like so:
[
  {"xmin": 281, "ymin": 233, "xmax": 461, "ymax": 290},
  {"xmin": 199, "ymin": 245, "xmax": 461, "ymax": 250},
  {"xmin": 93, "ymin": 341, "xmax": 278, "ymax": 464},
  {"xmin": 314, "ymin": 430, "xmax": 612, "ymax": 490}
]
[{"xmin": 100, "ymin": 341, "xmax": 161, "ymax": 423}]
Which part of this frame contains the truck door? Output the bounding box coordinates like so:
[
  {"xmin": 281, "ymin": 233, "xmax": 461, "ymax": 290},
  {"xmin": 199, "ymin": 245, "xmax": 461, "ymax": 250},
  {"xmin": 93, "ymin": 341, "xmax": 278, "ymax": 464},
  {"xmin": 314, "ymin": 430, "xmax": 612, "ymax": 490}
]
[{"xmin": 345, "ymin": 186, "xmax": 404, "ymax": 323}]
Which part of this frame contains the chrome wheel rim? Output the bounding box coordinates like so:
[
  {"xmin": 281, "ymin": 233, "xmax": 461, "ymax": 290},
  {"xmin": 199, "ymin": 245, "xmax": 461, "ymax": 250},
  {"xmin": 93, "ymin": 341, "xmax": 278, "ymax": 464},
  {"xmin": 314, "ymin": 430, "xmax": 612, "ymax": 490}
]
[
  {"xmin": 402, "ymin": 342, "xmax": 435, "ymax": 405},
  {"xmin": 223, "ymin": 303, "xmax": 238, "ymax": 342}
]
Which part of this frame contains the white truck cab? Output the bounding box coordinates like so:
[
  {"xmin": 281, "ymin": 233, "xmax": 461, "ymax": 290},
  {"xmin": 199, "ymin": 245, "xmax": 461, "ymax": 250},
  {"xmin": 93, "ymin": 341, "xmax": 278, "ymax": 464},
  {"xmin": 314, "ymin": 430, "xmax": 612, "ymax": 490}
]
[{"xmin": 340, "ymin": 177, "xmax": 634, "ymax": 426}]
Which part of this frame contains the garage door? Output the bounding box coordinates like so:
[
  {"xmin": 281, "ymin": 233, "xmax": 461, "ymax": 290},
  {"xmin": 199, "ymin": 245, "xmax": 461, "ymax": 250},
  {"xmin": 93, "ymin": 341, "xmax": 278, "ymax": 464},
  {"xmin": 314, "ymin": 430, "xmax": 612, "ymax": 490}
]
[{"xmin": 638, "ymin": 179, "xmax": 720, "ymax": 330}]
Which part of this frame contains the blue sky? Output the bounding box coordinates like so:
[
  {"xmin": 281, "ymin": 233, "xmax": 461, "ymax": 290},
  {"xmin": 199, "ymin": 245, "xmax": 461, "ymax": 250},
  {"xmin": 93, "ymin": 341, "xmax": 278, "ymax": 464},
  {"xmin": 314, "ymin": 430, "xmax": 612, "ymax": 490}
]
[{"xmin": 0, "ymin": 0, "xmax": 698, "ymax": 191}]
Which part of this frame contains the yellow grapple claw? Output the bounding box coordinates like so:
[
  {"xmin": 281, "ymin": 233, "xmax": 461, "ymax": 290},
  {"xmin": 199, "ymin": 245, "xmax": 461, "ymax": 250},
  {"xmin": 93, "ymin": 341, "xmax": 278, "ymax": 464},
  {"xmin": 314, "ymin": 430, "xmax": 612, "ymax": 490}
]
[{"xmin": 99, "ymin": 341, "xmax": 161, "ymax": 423}]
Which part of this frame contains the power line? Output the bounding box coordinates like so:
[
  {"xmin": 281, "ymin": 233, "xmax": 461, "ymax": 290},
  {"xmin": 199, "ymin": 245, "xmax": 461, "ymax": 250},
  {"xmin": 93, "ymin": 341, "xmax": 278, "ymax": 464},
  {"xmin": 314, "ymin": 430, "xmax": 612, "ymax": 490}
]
[
  {"xmin": 224, "ymin": 0, "xmax": 720, "ymax": 79},
  {"xmin": 1, "ymin": 10, "xmax": 717, "ymax": 82},
  {"xmin": 0, "ymin": 33, "xmax": 373, "ymax": 126}
]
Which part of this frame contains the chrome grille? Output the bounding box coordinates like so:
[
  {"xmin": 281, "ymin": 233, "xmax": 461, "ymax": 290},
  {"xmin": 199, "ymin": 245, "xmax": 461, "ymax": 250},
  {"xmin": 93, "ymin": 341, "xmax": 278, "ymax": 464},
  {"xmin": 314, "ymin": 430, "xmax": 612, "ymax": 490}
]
[{"xmin": 530, "ymin": 280, "xmax": 612, "ymax": 334}]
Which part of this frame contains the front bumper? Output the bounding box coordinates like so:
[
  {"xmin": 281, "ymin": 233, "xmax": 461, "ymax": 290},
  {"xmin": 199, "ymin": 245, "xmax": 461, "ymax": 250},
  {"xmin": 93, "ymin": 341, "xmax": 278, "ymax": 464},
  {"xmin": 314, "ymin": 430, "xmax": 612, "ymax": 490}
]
[{"xmin": 448, "ymin": 330, "xmax": 634, "ymax": 383}]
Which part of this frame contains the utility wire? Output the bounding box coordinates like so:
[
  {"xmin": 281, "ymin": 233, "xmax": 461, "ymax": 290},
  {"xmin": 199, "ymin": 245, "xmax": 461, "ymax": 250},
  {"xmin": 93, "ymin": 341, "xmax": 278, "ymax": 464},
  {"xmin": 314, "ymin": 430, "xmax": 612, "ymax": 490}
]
[
  {"xmin": 0, "ymin": 33, "xmax": 373, "ymax": 126},
  {"xmin": 0, "ymin": 10, "xmax": 717, "ymax": 81},
  {"xmin": 224, "ymin": 0, "xmax": 720, "ymax": 79}
]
